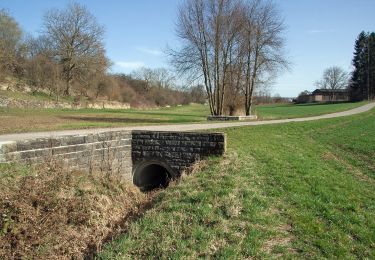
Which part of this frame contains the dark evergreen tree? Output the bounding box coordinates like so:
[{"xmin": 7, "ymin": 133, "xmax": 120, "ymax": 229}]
[
  {"xmin": 368, "ymin": 32, "xmax": 375, "ymax": 100},
  {"xmin": 350, "ymin": 31, "xmax": 375, "ymax": 100},
  {"xmin": 350, "ymin": 31, "xmax": 367, "ymax": 101}
]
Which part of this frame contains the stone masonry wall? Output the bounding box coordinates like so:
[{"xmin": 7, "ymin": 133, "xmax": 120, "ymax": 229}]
[
  {"xmin": 0, "ymin": 131, "xmax": 132, "ymax": 179},
  {"xmin": 0, "ymin": 96, "xmax": 131, "ymax": 110},
  {"xmin": 0, "ymin": 130, "xmax": 226, "ymax": 184},
  {"xmin": 132, "ymin": 131, "xmax": 226, "ymax": 177}
]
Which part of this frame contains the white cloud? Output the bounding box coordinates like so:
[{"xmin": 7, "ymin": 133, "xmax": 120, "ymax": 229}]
[
  {"xmin": 115, "ymin": 61, "xmax": 145, "ymax": 69},
  {"xmin": 307, "ymin": 29, "xmax": 335, "ymax": 34},
  {"xmin": 135, "ymin": 47, "xmax": 162, "ymax": 56}
]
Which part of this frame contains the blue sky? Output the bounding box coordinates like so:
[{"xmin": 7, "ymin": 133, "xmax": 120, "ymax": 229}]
[{"xmin": 2, "ymin": 0, "xmax": 374, "ymax": 97}]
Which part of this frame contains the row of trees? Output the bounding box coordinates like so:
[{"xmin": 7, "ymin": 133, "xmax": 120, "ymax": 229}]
[
  {"xmin": 350, "ymin": 31, "xmax": 375, "ymax": 101},
  {"xmin": 171, "ymin": 0, "xmax": 288, "ymax": 116},
  {"xmin": 0, "ymin": 4, "xmax": 110, "ymax": 100},
  {"xmin": 0, "ymin": 4, "xmax": 205, "ymax": 107}
]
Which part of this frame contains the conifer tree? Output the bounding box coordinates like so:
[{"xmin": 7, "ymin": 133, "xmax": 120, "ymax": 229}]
[
  {"xmin": 350, "ymin": 31, "xmax": 367, "ymax": 100},
  {"xmin": 350, "ymin": 31, "xmax": 375, "ymax": 100}
]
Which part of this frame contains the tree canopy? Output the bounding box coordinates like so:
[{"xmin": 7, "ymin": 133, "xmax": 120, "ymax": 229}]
[
  {"xmin": 350, "ymin": 31, "xmax": 375, "ymax": 100},
  {"xmin": 171, "ymin": 0, "xmax": 288, "ymax": 116}
]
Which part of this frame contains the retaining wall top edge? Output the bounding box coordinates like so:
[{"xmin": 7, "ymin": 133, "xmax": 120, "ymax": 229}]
[
  {"xmin": 6, "ymin": 130, "xmax": 133, "ymax": 143},
  {"xmin": 131, "ymin": 130, "xmax": 225, "ymax": 135},
  {"xmin": 0, "ymin": 141, "xmax": 16, "ymax": 146}
]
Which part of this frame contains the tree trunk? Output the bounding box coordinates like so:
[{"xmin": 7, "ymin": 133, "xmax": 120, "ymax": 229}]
[{"xmin": 64, "ymin": 79, "xmax": 70, "ymax": 96}]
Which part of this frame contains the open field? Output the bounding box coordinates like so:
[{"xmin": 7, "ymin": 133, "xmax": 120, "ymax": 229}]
[
  {"xmin": 255, "ymin": 101, "xmax": 368, "ymax": 119},
  {"xmin": 99, "ymin": 106, "xmax": 375, "ymax": 258},
  {"xmin": 0, "ymin": 101, "xmax": 367, "ymax": 134}
]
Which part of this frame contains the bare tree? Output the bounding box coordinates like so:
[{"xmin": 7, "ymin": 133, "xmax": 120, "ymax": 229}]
[
  {"xmin": 25, "ymin": 54, "xmax": 61, "ymax": 96},
  {"xmin": 315, "ymin": 66, "xmax": 349, "ymax": 101},
  {"xmin": 43, "ymin": 2, "xmax": 107, "ymax": 96},
  {"xmin": 171, "ymin": 0, "xmax": 243, "ymax": 115},
  {"xmin": 0, "ymin": 9, "xmax": 23, "ymax": 80},
  {"xmin": 171, "ymin": 0, "xmax": 287, "ymax": 116},
  {"xmin": 24, "ymin": 35, "xmax": 63, "ymax": 98},
  {"xmin": 132, "ymin": 67, "xmax": 176, "ymax": 90},
  {"xmin": 131, "ymin": 67, "xmax": 155, "ymax": 92},
  {"xmin": 240, "ymin": 0, "xmax": 288, "ymax": 115},
  {"xmin": 153, "ymin": 68, "xmax": 176, "ymax": 88},
  {"xmin": 315, "ymin": 66, "xmax": 349, "ymax": 90}
]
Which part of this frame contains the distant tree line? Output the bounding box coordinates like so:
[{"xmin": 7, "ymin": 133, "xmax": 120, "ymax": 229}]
[
  {"xmin": 0, "ymin": 4, "xmax": 205, "ymax": 107},
  {"xmin": 350, "ymin": 31, "xmax": 375, "ymax": 101}
]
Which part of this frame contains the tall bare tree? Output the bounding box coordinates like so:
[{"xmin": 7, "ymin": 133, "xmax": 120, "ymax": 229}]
[
  {"xmin": 0, "ymin": 9, "xmax": 23, "ymax": 79},
  {"xmin": 240, "ymin": 0, "xmax": 288, "ymax": 115},
  {"xmin": 43, "ymin": 2, "xmax": 107, "ymax": 96},
  {"xmin": 171, "ymin": 0, "xmax": 243, "ymax": 115},
  {"xmin": 171, "ymin": 0, "xmax": 287, "ymax": 116}
]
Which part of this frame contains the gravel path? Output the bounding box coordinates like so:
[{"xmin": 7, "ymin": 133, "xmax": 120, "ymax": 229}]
[{"xmin": 0, "ymin": 102, "xmax": 374, "ymax": 142}]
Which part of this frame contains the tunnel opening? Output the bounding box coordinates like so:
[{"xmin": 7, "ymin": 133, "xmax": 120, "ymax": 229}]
[{"xmin": 133, "ymin": 163, "xmax": 172, "ymax": 192}]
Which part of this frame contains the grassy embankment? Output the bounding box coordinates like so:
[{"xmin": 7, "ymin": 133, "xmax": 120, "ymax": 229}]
[
  {"xmin": 0, "ymin": 101, "xmax": 367, "ymax": 134},
  {"xmin": 99, "ymin": 106, "xmax": 375, "ymax": 259}
]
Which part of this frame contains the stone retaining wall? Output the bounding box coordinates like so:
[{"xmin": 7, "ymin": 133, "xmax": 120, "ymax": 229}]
[
  {"xmin": 0, "ymin": 130, "xmax": 226, "ymax": 184},
  {"xmin": 207, "ymin": 115, "xmax": 257, "ymax": 121},
  {"xmin": 0, "ymin": 96, "xmax": 72, "ymax": 109},
  {"xmin": 0, "ymin": 96, "xmax": 130, "ymax": 110},
  {"xmin": 131, "ymin": 131, "xmax": 226, "ymax": 177},
  {"xmin": 0, "ymin": 131, "xmax": 132, "ymax": 179}
]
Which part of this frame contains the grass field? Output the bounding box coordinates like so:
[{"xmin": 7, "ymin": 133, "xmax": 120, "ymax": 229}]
[
  {"xmin": 255, "ymin": 101, "xmax": 368, "ymax": 119},
  {"xmin": 99, "ymin": 106, "xmax": 375, "ymax": 258},
  {"xmin": 0, "ymin": 101, "xmax": 367, "ymax": 134}
]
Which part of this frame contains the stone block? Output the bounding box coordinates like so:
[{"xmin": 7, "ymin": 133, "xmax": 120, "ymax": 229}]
[
  {"xmin": 1, "ymin": 142, "xmax": 17, "ymax": 153},
  {"xmin": 34, "ymin": 148, "xmax": 52, "ymax": 158},
  {"xmin": 165, "ymin": 140, "xmax": 180, "ymax": 146},
  {"xmin": 66, "ymin": 136, "xmax": 86, "ymax": 146}
]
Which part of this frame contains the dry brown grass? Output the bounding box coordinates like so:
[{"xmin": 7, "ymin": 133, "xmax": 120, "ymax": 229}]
[{"xmin": 0, "ymin": 162, "xmax": 149, "ymax": 259}]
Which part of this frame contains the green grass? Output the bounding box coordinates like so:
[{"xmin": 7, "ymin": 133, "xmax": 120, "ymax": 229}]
[
  {"xmin": 255, "ymin": 101, "xmax": 368, "ymax": 119},
  {"xmin": 0, "ymin": 101, "xmax": 368, "ymax": 134},
  {"xmin": 98, "ymin": 107, "xmax": 375, "ymax": 259}
]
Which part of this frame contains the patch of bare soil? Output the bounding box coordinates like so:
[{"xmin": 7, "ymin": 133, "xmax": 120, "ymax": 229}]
[
  {"xmin": 0, "ymin": 163, "xmax": 149, "ymax": 259},
  {"xmin": 0, "ymin": 115, "xmax": 70, "ymax": 134}
]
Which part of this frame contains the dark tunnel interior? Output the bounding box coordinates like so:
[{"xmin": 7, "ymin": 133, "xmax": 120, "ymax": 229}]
[{"xmin": 134, "ymin": 163, "xmax": 171, "ymax": 192}]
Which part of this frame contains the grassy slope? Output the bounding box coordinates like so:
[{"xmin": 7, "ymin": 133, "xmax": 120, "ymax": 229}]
[
  {"xmin": 255, "ymin": 101, "xmax": 368, "ymax": 119},
  {"xmin": 0, "ymin": 101, "xmax": 367, "ymax": 134},
  {"xmin": 99, "ymin": 107, "xmax": 375, "ymax": 259}
]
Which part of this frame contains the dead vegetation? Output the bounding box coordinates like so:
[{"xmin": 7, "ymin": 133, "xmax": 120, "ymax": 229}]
[
  {"xmin": 0, "ymin": 162, "xmax": 149, "ymax": 259},
  {"xmin": 0, "ymin": 150, "xmax": 211, "ymax": 259}
]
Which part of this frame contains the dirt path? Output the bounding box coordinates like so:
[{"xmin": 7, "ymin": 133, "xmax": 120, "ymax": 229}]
[{"xmin": 1, "ymin": 102, "xmax": 374, "ymax": 142}]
